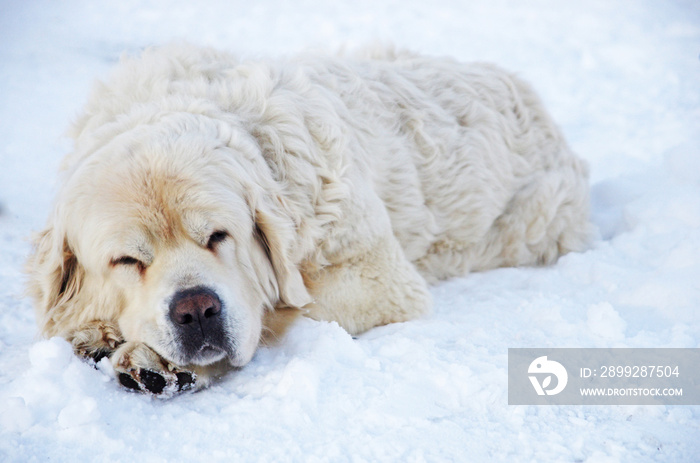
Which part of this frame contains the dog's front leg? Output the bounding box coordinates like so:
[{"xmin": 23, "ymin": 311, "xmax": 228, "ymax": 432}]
[
  {"xmin": 68, "ymin": 321, "xmax": 208, "ymax": 397},
  {"xmin": 305, "ymin": 234, "xmax": 433, "ymax": 335},
  {"xmin": 110, "ymin": 341, "xmax": 200, "ymax": 396},
  {"xmin": 69, "ymin": 320, "xmax": 124, "ymax": 364}
]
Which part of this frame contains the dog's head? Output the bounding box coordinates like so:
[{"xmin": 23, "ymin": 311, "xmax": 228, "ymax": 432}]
[{"xmin": 27, "ymin": 115, "xmax": 312, "ymax": 368}]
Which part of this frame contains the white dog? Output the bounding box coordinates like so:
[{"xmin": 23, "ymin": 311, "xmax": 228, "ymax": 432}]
[{"xmin": 27, "ymin": 44, "xmax": 590, "ymax": 396}]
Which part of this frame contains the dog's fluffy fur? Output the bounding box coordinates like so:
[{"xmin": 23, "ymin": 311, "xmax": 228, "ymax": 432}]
[{"xmin": 26, "ymin": 44, "xmax": 590, "ymax": 395}]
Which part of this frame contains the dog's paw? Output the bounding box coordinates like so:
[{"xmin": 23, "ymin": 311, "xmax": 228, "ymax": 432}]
[
  {"xmin": 111, "ymin": 341, "xmax": 197, "ymax": 397},
  {"xmin": 69, "ymin": 320, "xmax": 125, "ymax": 364}
]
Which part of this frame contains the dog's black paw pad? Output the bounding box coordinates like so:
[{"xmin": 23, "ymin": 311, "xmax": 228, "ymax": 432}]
[
  {"xmin": 176, "ymin": 372, "xmax": 195, "ymax": 391},
  {"xmin": 140, "ymin": 369, "xmax": 167, "ymax": 394},
  {"xmin": 119, "ymin": 373, "xmax": 141, "ymax": 391}
]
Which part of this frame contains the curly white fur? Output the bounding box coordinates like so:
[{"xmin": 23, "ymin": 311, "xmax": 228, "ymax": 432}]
[{"xmin": 26, "ymin": 44, "xmax": 591, "ymax": 391}]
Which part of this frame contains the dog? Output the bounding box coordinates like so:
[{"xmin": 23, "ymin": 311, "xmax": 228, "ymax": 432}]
[{"xmin": 26, "ymin": 44, "xmax": 591, "ymax": 396}]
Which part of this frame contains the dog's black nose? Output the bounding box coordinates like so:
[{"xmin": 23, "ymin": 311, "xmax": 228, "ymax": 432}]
[
  {"xmin": 170, "ymin": 286, "xmax": 222, "ymax": 327},
  {"xmin": 168, "ymin": 286, "xmax": 228, "ymax": 364}
]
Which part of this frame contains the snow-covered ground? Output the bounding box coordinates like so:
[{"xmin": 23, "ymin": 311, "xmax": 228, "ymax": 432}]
[{"xmin": 1, "ymin": 0, "xmax": 699, "ymax": 461}]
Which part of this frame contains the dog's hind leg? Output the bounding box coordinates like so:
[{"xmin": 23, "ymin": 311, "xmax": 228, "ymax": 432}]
[{"xmin": 477, "ymin": 164, "xmax": 592, "ymax": 270}]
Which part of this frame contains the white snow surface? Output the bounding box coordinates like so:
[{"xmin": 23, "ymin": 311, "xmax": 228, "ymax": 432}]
[{"xmin": 1, "ymin": 0, "xmax": 699, "ymax": 461}]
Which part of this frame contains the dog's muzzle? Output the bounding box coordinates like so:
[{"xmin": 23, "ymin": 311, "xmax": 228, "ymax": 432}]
[{"xmin": 169, "ymin": 285, "xmax": 229, "ymax": 364}]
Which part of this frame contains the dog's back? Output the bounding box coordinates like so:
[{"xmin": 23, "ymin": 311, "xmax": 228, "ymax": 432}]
[
  {"xmin": 68, "ymin": 44, "xmax": 590, "ymax": 283},
  {"xmin": 292, "ymin": 49, "xmax": 591, "ymax": 280},
  {"xmin": 28, "ymin": 44, "xmax": 591, "ymax": 392}
]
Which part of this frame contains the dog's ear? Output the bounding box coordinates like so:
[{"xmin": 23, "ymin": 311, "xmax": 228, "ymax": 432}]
[
  {"xmin": 252, "ymin": 195, "xmax": 312, "ymax": 309},
  {"xmin": 26, "ymin": 224, "xmax": 85, "ymax": 337}
]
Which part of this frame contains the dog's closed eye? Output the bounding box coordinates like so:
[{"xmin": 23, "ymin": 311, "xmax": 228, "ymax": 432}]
[
  {"xmin": 110, "ymin": 256, "xmax": 146, "ymax": 273},
  {"xmin": 206, "ymin": 230, "xmax": 229, "ymax": 251}
]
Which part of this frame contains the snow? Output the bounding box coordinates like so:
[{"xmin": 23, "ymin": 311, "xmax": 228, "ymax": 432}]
[{"xmin": 1, "ymin": 0, "xmax": 699, "ymax": 461}]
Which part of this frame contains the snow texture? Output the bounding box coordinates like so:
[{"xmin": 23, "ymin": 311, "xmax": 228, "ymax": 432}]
[{"xmin": 1, "ymin": 0, "xmax": 699, "ymax": 461}]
